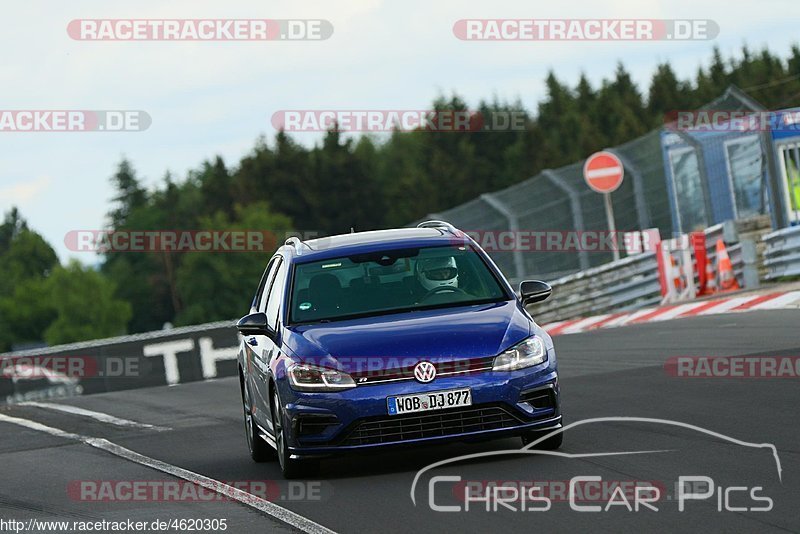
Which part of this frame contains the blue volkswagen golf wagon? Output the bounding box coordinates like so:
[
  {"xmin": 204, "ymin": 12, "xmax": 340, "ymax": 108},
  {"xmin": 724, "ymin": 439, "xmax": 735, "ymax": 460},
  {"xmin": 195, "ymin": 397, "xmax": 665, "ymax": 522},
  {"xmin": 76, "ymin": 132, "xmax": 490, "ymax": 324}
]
[{"xmin": 237, "ymin": 221, "xmax": 562, "ymax": 478}]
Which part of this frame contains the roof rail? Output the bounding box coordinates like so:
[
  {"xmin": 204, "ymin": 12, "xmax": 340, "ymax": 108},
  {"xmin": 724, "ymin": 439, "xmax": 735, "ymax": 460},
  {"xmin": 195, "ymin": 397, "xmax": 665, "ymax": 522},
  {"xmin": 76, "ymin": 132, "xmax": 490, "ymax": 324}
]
[
  {"xmin": 417, "ymin": 220, "xmax": 459, "ymax": 233},
  {"xmin": 284, "ymin": 236, "xmax": 311, "ymax": 255}
]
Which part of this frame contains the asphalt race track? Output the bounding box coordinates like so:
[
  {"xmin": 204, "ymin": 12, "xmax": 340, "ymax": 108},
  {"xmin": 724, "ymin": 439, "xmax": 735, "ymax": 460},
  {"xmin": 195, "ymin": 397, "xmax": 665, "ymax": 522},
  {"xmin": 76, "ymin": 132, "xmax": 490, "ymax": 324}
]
[{"xmin": 2, "ymin": 310, "xmax": 799, "ymax": 533}]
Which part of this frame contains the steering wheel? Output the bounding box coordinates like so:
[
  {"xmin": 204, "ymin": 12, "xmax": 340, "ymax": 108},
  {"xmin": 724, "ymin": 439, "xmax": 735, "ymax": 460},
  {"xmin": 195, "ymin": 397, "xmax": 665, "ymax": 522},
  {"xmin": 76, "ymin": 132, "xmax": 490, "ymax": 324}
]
[{"xmin": 420, "ymin": 286, "xmax": 469, "ymax": 301}]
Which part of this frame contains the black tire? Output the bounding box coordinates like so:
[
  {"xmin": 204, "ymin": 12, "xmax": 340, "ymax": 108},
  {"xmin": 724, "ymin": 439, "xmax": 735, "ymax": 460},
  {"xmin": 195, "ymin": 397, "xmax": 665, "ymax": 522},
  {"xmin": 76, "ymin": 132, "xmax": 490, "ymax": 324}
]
[
  {"xmin": 272, "ymin": 388, "xmax": 319, "ymax": 479},
  {"xmin": 241, "ymin": 378, "xmax": 274, "ymax": 462},
  {"xmin": 521, "ymin": 428, "xmax": 563, "ymax": 450}
]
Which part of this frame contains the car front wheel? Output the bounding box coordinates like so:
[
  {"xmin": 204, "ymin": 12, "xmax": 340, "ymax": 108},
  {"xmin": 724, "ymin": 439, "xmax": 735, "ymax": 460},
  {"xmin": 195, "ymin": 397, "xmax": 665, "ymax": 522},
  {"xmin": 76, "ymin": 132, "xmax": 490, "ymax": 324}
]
[
  {"xmin": 272, "ymin": 389, "xmax": 319, "ymax": 479},
  {"xmin": 242, "ymin": 379, "xmax": 273, "ymax": 462}
]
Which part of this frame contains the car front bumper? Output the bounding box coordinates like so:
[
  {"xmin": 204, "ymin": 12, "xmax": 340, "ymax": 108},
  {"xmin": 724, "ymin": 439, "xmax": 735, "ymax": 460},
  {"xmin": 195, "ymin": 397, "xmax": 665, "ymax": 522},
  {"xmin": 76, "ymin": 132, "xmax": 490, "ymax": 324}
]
[{"xmin": 279, "ymin": 366, "xmax": 560, "ymax": 457}]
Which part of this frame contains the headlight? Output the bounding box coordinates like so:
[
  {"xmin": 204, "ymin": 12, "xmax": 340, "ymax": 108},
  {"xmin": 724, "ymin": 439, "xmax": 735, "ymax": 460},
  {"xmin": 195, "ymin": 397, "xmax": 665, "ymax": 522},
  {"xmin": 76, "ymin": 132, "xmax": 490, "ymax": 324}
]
[
  {"xmin": 287, "ymin": 363, "xmax": 356, "ymax": 392},
  {"xmin": 492, "ymin": 336, "xmax": 547, "ymax": 371}
]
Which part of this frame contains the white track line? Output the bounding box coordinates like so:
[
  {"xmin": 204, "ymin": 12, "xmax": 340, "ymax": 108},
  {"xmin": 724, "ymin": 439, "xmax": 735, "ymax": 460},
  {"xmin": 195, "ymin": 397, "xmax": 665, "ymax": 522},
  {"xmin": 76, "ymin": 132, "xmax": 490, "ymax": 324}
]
[
  {"xmin": 544, "ymin": 291, "xmax": 800, "ymax": 334},
  {"xmin": 0, "ymin": 413, "xmax": 336, "ymax": 534},
  {"xmin": 613, "ymin": 307, "xmax": 657, "ymax": 327},
  {"xmin": 647, "ymin": 302, "xmax": 705, "ymax": 322},
  {"xmin": 542, "ymin": 319, "xmax": 567, "ymax": 332},
  {"xmin": 559, "ymin": 314, "xmax": 612, "ymax": 334},
  {"xmin": 19, "ymin": 401, "xmax": 170, "ymax": 431},
  {"xmin": 695, "ymin": 296, "xmax": 753, "ymax": 316},
  {"xmin": 748, "ymin": 291, "xmax": 800, "ymax": 310},
  {"xmin": 599, "ymin": 312, "xmax": 636, "ymax": 329}
]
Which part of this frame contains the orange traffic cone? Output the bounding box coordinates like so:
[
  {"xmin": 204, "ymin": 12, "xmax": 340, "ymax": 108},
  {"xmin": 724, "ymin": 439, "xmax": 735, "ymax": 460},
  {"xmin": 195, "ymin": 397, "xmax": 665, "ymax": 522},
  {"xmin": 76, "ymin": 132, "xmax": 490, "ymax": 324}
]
[
  {"xmin": 705, "ymin": 259, "xmax": 717, "ymax": 294},
  {"xmin": 716, "ymin": 239, "xmax": 740, "ymax": 291}
]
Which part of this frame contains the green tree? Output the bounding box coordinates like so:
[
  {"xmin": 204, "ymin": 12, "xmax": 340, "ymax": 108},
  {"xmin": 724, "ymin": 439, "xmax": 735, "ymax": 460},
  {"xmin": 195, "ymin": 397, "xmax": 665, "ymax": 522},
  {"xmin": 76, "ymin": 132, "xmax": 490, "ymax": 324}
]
[
  {"xmin": 0, "ymin": 219, "xmax": 58, "ymax": 296},
  {"xmin": 196, "ymin": 156, "xmax": 235, "ymax": 218},
  {"xmin": 173, "ymin": 203, "xmax": 292, "ymax": 325},
  {"xmin": 537, "ymin": 72, "xmax": 580, "ymax": 167},
  {"xmin": 108, "ymin": 159, "xmax": 147, "ymax": 228},
  {"xmin": 0, "ymin": 208, "xmax": 59, "ymax": 351},
  {"xmin": 648, "ymin": 63, "xmax": 690, "ymax": 122},
  {"xmin": 0, "ymin": 277, "xmax": 56, "ymax": 351},
  {"xmin": 81, "ymin": 43, "xmax": 800, "ymax": 336},
  {"xmin": 594, "ymin": 63, "xmax": 648, "ymax": 144},
  {"xmin": 375, "ymin": 129, "xmax": 429, "ymax": 226},
  {"xmin": 304, "ymin": 129, "xmax": 385, "ymax": 234},
  {"xmin": 43, "ymin": 261, "xmax": 132, "ymax": 345},
  {"xmin": 102, "ymin": 163, "xmax": 180, "ymax": 333},
  {"xmin": 0, "ymin": 207, "xmax": 26, "ymax": 255}
]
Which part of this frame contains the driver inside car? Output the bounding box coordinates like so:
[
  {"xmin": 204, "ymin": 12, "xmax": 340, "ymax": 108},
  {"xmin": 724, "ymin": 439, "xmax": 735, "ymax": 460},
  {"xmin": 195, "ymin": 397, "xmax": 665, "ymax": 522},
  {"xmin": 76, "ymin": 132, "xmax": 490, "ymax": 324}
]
[{"xmin": 414, "ymin": 256, "xmax": 464, "ymax": 301}]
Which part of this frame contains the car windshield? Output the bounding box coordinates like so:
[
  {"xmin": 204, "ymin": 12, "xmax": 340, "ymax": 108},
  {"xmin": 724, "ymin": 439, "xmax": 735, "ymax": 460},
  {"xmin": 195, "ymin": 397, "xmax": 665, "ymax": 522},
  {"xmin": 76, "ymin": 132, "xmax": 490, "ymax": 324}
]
[{"xmin": 289, "ymin": 244, "xmax": 508, "ymax": 324}]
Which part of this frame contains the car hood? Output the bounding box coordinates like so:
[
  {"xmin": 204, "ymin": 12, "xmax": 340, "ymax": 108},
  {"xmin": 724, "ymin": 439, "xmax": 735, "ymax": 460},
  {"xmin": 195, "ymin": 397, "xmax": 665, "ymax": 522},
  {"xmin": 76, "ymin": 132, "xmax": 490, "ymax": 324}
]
[{"xmin": 284, "ymin": 300, "xmax": 531, "ymax": 373}]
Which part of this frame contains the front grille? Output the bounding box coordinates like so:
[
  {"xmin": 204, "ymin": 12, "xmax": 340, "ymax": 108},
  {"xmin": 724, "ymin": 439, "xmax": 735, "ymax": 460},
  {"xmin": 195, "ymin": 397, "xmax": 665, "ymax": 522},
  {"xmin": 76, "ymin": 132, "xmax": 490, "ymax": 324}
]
[
  {"xmin": 339, "ymin": 404, "xmax": 522, "ymax": 446},
  {"xmin": 350, "ymin": 356, "xmax": 495, "ymax": 385}
]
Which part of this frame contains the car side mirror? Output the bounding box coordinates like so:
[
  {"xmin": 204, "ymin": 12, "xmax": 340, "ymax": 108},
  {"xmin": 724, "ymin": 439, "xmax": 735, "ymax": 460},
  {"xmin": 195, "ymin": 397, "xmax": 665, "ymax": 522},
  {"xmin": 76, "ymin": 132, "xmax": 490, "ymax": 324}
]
[
  {"xmin": 519, "ymin": 280, "xmax": 552, "ymax": 306},
  {"xmin": 236, "ymin": 312, "xmax": 277, "ymax": 341}
]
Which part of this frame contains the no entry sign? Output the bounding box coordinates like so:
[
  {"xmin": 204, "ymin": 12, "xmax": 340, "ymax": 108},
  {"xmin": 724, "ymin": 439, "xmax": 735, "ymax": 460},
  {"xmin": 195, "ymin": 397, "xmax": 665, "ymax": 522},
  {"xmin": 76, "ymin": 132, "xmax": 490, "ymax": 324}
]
[{"xmin": 583, "ymin": 151, "xmax": 624, "ymax": 193}]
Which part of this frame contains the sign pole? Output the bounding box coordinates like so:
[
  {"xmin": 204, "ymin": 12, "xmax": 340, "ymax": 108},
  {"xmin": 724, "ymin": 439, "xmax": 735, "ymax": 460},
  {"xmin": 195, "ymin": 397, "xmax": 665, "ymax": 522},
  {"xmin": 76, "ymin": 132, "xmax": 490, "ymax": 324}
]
[
  {"xmin": 584, "ymin": 150, "xmax": 625, "ymax": 262},
  {"xmin": 604, "ymin": 192, "xmax": 619, "ymax": 261}
]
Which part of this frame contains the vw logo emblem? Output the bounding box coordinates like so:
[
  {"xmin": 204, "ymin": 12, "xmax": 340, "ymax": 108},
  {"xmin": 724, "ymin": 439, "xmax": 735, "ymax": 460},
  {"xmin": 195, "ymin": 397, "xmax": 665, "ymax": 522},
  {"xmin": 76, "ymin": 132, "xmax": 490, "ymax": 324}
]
[{"xmin": 414, "ymin": 361, "xmax": 436, "ymax": 383}]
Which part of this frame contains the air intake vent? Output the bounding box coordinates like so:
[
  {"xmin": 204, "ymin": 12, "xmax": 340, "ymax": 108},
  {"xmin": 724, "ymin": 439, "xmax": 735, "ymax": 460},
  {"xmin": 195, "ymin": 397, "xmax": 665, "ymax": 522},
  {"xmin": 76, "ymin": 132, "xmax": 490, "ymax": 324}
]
[
  {"xmin": 519, "ymin": 387, "xmax": 556, "ymax": 410},
  {"xmin": 294, "ymin": 414, "xmax": 339, "ymax": 436}
]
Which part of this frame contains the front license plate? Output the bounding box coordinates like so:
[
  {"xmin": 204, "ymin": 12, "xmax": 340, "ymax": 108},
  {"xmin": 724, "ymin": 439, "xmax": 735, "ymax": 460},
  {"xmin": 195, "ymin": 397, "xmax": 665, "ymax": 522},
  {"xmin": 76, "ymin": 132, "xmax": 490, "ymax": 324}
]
[{"xmin": 387, "ymin": 388, "xmax": 471, "ymax": 416}]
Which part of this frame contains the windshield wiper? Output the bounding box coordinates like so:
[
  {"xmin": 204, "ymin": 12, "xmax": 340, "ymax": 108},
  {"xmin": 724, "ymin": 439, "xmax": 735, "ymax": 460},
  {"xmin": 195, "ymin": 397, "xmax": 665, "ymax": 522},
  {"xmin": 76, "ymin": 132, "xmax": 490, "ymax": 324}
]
[{"xmin": 295, "ymin": 318, "xmax": 331, "ymax": 325}]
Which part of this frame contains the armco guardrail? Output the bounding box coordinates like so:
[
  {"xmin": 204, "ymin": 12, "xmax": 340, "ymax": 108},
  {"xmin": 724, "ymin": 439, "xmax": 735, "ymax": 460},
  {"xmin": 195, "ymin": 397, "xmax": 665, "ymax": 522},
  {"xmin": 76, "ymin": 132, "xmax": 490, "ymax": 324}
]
[
  {"xmin": 702, "ymin": 222, "xmax": 748, "ymax": 285},
  {"xmin": 531, "ymin": 224, "xmax": 746, "ymax": 325},
  {"xmin": 0, "ymin": 320, "xmax": 239, "ymax": 405},
  {"xmin": 763, "ymin": 225, "xmax": 800, "ymax": 279},
  {"xmin": 531, "ymin": 251, "xmax": 660, "ymax": 325}
]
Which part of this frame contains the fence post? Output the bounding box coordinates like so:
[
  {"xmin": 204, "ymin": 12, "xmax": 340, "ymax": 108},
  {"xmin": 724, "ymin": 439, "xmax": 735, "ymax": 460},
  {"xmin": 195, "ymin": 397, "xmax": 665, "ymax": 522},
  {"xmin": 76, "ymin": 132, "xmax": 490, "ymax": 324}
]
[
  {"xmin": 607, "ymin": 148, "xmax": 651, "ymax": 230},
  {"xmin": 480, "ymin": 193, "xmax": 525, "ymax": 280},
  {"xmin": 542, "ymin": 169, "xmax": 590, "ymax": 270},
  {"xmin": 723, "ymin": 85, "xmax": 788, "ymax": 229},
  {"xmin": 672, "ymin": 131, "xmax": 715, "ymax": 233},
  {"xmin": 740, "ymin": 238, "xmax": 760, "ymax": 288}
]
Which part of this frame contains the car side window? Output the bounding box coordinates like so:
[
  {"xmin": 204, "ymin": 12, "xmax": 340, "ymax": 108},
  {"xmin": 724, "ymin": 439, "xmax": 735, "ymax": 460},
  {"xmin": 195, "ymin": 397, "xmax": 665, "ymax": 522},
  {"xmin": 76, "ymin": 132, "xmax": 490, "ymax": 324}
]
[
  {"xmin": 265, "ymin": 258, "xmax": 287, "ymax": 329},
  {"xmin": 255, "ymin": 257, "xmax": 280, "ymax": 313}
]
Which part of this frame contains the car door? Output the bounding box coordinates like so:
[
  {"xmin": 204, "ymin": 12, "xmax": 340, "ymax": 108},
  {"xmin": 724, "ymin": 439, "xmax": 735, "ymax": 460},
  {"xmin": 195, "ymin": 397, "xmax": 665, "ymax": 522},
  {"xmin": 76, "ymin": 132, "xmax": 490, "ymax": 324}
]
[
  {"xmin": 259, "ymin": 257, "xmax": 288, "ymax": 431},
  {"xmin": 245, "ymin": 256, "xmax": 280, "ymax": 423}
]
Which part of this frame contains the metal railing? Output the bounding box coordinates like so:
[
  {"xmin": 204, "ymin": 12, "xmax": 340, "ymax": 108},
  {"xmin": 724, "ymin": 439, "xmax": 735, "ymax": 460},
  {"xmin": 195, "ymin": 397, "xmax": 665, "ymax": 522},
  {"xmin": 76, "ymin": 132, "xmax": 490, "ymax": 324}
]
[
  {"xmin": 531, "ymin": 252, "xmax": 660, "ymax": 324},
  {"xmin": 703, "ymin": 222, "xmax": 746, "ymax": 284},
  {"xmin": 531, "ymin": 224, "xmax": 746, "ymax": 324},
  {"xmin": 763, "ymin": 225, "xmax": 800, "ymax": 279}
]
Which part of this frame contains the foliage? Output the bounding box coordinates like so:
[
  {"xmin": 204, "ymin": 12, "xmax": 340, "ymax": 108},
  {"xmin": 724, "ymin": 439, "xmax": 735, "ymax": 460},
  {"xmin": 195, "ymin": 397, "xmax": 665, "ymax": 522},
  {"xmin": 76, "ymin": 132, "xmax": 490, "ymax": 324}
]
[
  {"xmin": 43, "ymin": 261, "xmax": 132, "ymax": 346},
  {"xmin": 0, "ymin": 213, "xmax": 131, "ymax": 350},
  {"xmin": 173, "ymin": 203, "xmax": 291, "ymax": 326},
  {"xmin": 3, "ymin": 45, "xmax": 800, "ymax": 345}
]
